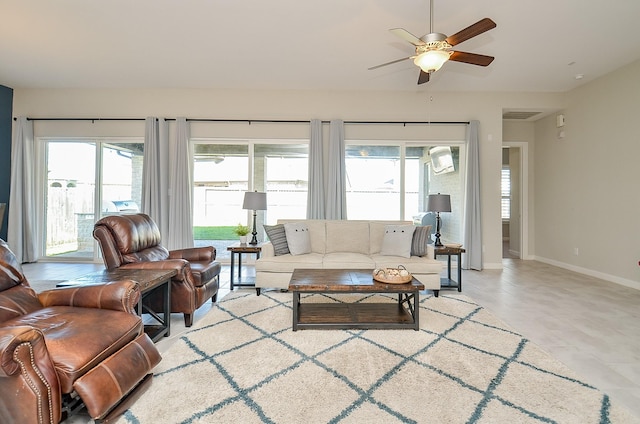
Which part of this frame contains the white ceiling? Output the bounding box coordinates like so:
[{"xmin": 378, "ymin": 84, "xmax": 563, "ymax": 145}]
[{"xmin": 2, "ymin": 0, "xmax": 640, "ymax": 93}]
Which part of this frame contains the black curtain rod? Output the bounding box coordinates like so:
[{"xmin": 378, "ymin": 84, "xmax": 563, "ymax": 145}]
[
  {"xmin": 185, "ymin": 119, "xmax": 469, "ymax": 125},
  {"xmin": 14, "ymin": 117, "xmax": 145, "ymax": 122},
  {"xmin": 348, "ymin": 121, "xmax": 469, "ymax": 125},
  {"xmin": 14, "ymin": 117, "xmax": 468, "ymax": 126}
]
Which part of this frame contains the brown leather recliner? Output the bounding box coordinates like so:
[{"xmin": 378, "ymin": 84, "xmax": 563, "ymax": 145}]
[
  {"xmin": 0, "ymin": 239, "xmax": 161, "ymax": 423},
  {"xmin": 93, "ymin": 213, "xmax": 221, "ymax": 327}
]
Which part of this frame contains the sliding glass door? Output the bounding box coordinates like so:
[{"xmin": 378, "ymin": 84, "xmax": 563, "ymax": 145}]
[{"xmin": 44, "ymin": 139, "xmax": 144, "ymax": 260}]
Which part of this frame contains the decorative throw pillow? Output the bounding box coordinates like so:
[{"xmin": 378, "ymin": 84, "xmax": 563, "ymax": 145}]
[
  {"xmin": 283, "ymin": 222, "xmax": 312, "ymax": 255},
  {"xmin": 411, "ymin": 225, "xmax": 432, "ymax": 257},
  {"xmin": 380, "ymin": 225, "xmax": 415, "ymax": 258},
  {"xmin": 263, "ymin": 224, "xmax": 290, "ymax": 256}
]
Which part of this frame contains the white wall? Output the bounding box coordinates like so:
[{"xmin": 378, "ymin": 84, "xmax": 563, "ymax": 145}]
[
  {"xmin": 534, "ymin": 59, "xmax": 640, "ymax": 288},
  {"xmin": 13, "ymin": 87, "xmax": 565, "ymax": 269}
]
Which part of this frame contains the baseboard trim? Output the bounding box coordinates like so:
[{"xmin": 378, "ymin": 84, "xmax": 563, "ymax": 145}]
[{"xmin": 534, "ymin": 256, "xmax": 640, "ymax": 291}]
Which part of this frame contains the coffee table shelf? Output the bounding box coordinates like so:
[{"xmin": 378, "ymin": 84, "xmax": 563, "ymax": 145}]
[
  {"xmin": 296, "ymin": 302, "xmax": 416, "ymax": 329},
  {"xmin": 289, "ymin": 269, "xmax": 424, "ymax": 331}
]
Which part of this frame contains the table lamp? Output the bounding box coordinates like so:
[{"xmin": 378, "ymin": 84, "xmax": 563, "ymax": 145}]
[
  {"xmin": 427, "ymin": 193, "xmax": 451, "ymax": 246},
  {"xmin": 242, "ymin": 191, "xmax": 267, "ymax": 245}
]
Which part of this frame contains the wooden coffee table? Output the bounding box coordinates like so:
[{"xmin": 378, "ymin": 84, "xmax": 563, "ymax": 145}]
[{"xmin": 288, "ymin": 269, "xmax": 424, "ymax": 331}]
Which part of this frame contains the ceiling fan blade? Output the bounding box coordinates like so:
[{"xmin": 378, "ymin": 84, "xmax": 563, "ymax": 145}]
[
  {"xmin": 449, "ymin": 51, "xmax": 495, "ymax": 66},
  {"xmin": 445, "ymin": 18, "xmax": 496, "ymax": 46},
  {"xmin": 389, "ymin": 28, "xmax": 426, "ymax": 46},
  {"xmin": 417, "ymin": 70, "xmax": 430, "ymax": 84},
  {"xmin": 368, "ymin": 56, "xmax": 412, "ymax": 71}
]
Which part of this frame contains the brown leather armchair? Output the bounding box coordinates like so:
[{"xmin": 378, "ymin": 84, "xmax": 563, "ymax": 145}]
[
  {"xmin": 0, "ymin": 239, "xmax": 161, "ymax": 423},
  {"xmin": 93, "ymin": 213, "xmax": 221, "ymax": 327}
]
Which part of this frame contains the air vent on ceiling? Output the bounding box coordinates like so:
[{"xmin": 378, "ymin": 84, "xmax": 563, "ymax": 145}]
[{"xmin": 502, "ymin": 111, "xmax": 542, "ymax": 120}]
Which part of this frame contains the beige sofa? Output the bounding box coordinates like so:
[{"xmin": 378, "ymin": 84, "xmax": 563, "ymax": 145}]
[{"xmin": 255, "ymin": 219, "xmax": 443, "ymax": 295}]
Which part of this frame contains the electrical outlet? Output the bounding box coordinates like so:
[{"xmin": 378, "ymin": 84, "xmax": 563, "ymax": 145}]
[{"xmin": 573, "ymin": 247, "xmax": 579, "ymax": 256}]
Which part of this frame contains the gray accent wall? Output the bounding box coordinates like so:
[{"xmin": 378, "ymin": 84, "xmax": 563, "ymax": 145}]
[{"xmin": 0, "ymin": 85, "xmax": 12, "ymax": 241}]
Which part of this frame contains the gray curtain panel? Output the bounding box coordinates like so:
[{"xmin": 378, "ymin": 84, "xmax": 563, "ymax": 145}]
[
  {"xmin": 306, "ymin": 119, "xmax": 325, "ymax": 219},
  {"xmin": 462, "ymin": 120, "xmax": 483, "ymax": 270},
  {"xmin": 167, "ymin": 117, "xmax": 195, "ymax": 250},
  {"xmin": 142, "ymin": 117, "xmax": 170, "ymax": 238},
  {"xmin": 8, "ymin": 117, "xmax": 38, "ymax": 263},
  {"xmin": 326, "ymin": 119, "xmax": 346, "ymax": 219}
]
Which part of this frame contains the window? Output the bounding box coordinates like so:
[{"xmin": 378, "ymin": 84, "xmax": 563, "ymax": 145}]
[
  {"xmin": 344, "ymin": 143, "xmax": 463, "ymax": 242},
  {"xmin": 345, "ymin": 144, "xmax": 461, "ymax": 220},
  {"xmin": 345, "ymin": 145, "xmax": 401, "ymax": 220},
  {"xmin": 45, "ymin": 139, "xmax": 144, "ymax": 260},
  {"xmin": 501, "ymin": 166, "xmax": 511, "ymax": 220},
  {"xmin": 192, "ymin": 141, "xmax": 308, "ymax": 259}
]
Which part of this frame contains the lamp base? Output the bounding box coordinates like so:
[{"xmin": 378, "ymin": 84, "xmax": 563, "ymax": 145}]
[
  {"xmin": 434, "ymin": 212, "xmax": 443, "ymax": 246},
  {"xmin": 250, "ymin": 211, "xmax": 258, "ymax": 245}
]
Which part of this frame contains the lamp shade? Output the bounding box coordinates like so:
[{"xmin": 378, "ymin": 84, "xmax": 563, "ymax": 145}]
[
  {"xmin": 427, "ymin": 194, "xmax": 451, "ymax": 212},
  {"xmin": 414, "ymin": 50, "xmax": 450, "ymax": 73},
  {"xmin": 242, "ymin": 191, "xmax": 267, "ymax": 210}
]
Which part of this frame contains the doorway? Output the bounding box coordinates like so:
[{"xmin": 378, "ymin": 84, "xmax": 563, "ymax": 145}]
[{"xmin": 502, "ymin": 142, "xmax": 529, "ymax": 259}]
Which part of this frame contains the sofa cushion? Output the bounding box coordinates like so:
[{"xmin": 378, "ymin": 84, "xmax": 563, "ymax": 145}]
[
  {"xmin": 284, "ymin": 222, "xmax": 312, "ymax": 255},
  {"xmin": 368, "ymin": 221, "xmax": 412, "ymax": 254},
  {"xmin": 97, "ymin": 213, "xmax": 163, "ymax": 255},
  {"xmin": 255, "ymin": 253, "xmax": 324, "ymax": 273},
  {"xmin": 122, "ymin": 245, "xmax": 170, "ymax": 264},
  {"xmin": 0, "ymin": 285, "xmax": 42, "ymax": 323},
  {"xmin": 325, "ymin": 221, "xmax": 370, "ymax": 254},
  {"xmin": 411, "ymin": 225, "xmax": 432, "ymax": 257},
  {"xmin": 0, "ymin": 239, "xmax": 25, "ymax": 291},
  {"xmin": 279, "ymin": 219, "xmax": 327, "ymax": 253},
  {"xmin": 4, "ymin": 306, "xmax": 143, "ymax": 393},
  {"xmin": 323, "ymin": 252, "xmax": 375, "ymax": 269},
  {"xmin": 372, "ymin": 254, "xmax": 443, "ymax": 274},
  {"xmin": 263, "ymin": 224, "xmax": 290, "ymax": 256},
  {"xmin": 190, "ymin": 261, "xmax": 222, "ymax": 287},
  {"xmin": 380, "ymin": 225, "xmax": 415, "ymax": 258}
]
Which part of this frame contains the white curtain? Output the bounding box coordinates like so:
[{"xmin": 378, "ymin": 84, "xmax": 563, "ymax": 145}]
[
  {"xmin": 462, "ymin": 120, "xmax": 483, "ymax": 270},
  {"xmin": 7, "ymin": 117, "xmax": 38, "ymax": 262},
  {"xmin": 306, "ymin": 119, "xmax": 325, "ymax": 219},
  {"xmin": 142, "ymin": 117, "xmax": 170, "ymax": 237},
  {"xmin": 166, "ymin": 117, "xmax": 194, "ymax": 250},
  {"xmin": 325, "ymin": 119, "xmax": 346, "ymax": 219}
]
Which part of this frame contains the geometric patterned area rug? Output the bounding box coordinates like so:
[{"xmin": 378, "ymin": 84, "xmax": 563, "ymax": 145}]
[{"xmin": 117, "ymin": 291, "xmax": 638, "ymax": 424}]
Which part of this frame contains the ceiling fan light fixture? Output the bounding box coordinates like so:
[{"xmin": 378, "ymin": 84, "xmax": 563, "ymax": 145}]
[{"xmin": 414, "ymin": 50, "xmax": 451, "ymax": 73}]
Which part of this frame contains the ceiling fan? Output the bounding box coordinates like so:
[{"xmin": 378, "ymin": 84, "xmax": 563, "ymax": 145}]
[{"xmin": 369, "ymin": 0, "xmax": 496, "ymax": 84}]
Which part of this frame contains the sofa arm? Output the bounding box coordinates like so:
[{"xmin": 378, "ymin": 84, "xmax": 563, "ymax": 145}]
[
  {"xmin": 426, "ymin": 244, "xmax": 435, "ymax": 260},
  {"xmin": 260, "ymin": 242, "xmax": 275, "ymax": 257},
  {"xmin": 38, "ymin": 280, "xmax": 141, "ymax": 314},
  {"xmin": 0, "ymin": 326, "xmax": 45, "ymax": 377},
  {"xmin": 0, "ymin": 326, "xmax": 63, "ymax": 422},
  {"xmin": 121, "ymin": 258, "xmax": 188, "ymax": 279},
  {"xmin": 170, "ymin": 246, "xmax": 216, "ymax": 262}
]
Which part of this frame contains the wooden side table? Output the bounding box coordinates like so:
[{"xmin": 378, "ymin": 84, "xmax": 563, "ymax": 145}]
[
  {"xmin": 227, "ymin": 242, "xmax": 262, "ymax": 290},
  {"xmin": 57, "ymin": 268, "xmax": 176, "ymax": 342},
  {"xmin": 433, "ymin": 245, "xmax": 466, "ymax": 295}
]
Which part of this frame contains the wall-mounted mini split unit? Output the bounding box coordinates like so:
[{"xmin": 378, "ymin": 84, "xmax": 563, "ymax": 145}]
[{"xmin": 429, "ymin": 146, "xmax": 455, "ymax": 174}]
